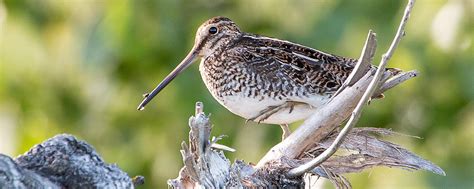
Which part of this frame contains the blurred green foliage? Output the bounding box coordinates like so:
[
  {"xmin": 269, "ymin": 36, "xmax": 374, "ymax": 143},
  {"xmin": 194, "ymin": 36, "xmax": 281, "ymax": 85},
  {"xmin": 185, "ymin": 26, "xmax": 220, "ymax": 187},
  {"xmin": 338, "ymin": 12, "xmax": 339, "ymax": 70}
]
[{"xmin": 0, "ymin": 0, "xmax": 473, "ymax": 188}]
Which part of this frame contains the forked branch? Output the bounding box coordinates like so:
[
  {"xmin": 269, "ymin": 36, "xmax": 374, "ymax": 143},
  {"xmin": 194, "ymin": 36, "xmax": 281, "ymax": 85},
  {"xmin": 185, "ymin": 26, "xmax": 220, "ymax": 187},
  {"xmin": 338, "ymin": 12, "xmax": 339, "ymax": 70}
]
[{"xmin": 287, "ymin": 0, "xmax": 416, "ymax": 177}]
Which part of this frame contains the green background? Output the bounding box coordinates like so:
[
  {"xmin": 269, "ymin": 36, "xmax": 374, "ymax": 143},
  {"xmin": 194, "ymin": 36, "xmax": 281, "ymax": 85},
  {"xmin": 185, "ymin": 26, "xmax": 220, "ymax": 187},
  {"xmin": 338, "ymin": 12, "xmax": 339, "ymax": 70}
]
[{"xmin": 0, "ymin": 0, "xmax": 472, "ymax": 188}]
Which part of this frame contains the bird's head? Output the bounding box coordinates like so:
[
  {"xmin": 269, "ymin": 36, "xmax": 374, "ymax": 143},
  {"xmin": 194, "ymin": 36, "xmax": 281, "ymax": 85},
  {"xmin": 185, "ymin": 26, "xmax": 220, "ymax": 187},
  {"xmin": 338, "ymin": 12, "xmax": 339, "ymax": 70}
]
[
  {"xmin": 193, "ymin": 16, "xmax": 241, "ymax": 57},
  {"xmin": 137, "ymin": 16, "xmax": 241, "ymax": 110}
]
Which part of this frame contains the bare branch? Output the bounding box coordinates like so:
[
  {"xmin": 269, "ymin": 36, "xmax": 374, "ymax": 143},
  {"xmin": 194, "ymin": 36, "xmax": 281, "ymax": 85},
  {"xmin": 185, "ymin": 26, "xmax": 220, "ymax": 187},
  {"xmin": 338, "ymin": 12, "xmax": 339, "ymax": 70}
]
[
  {"xmin": 330, "ymin": 30, "xmax": 377, "ymax": 99},
  {"xmin": 257, "ymin": 71, "xmax": 375, "ymax": 168},
  {"xmin": 287, "ymin": 0, "xmax": 417, "ymax": 177},
  {"xmin": 287, "ymin": 55, "xmax": 387, "ymax": 177},
  {"xmin": 382, "ymin": 0, "xmax": 416, "ymax": 63},
  {"xmin": 374, "ymin": 70, "xmax": 419, "ymax": 97}
]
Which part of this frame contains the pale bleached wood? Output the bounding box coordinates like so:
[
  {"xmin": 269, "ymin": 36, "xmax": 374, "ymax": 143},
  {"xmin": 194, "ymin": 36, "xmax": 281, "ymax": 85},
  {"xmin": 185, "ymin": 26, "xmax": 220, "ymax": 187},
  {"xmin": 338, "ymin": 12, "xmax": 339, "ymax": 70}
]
[
  {"xmin": 286, "ymin": 0, "xmax": 417, "ymax": 177},
  {"xmin": 256, "ymin": 31, "xmax": 378, "ymax": 167},
  {"xmin": 256, "ymin": 65, "xmax": 375, "ymax": 168}
]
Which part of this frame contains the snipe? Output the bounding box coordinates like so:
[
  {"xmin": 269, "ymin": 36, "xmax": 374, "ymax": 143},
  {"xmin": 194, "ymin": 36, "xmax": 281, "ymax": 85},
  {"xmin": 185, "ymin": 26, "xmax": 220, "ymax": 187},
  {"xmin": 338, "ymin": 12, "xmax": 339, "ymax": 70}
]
[{"xmin": 138, "ymin": 16, "xmax": 396, "ymax": 130}]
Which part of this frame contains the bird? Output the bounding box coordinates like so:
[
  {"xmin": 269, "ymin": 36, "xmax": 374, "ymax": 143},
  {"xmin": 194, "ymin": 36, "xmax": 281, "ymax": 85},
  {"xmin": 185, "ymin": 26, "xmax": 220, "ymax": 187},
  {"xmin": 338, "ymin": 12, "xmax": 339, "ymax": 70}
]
[{"xmin": 137, "ymin": 16, "xmax": 397, "ymax": 138}]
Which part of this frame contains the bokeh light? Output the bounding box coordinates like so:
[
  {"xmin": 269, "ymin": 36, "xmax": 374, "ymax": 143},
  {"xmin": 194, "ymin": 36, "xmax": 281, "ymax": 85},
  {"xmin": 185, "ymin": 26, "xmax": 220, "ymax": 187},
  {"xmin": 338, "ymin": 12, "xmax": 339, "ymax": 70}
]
[{"xmin": 0, "ymin": 0, "xmax": 472, "ymax": 188}]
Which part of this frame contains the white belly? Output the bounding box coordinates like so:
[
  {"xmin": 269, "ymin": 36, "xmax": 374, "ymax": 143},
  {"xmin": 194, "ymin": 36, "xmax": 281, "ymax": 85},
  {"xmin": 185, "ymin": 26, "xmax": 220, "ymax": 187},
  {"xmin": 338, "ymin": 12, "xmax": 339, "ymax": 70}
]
[
  {"xmin": 199, "ymin": 61, "xmax": 329, "ymax": 124},
  {"xmin": 205, "ymin": 88, "xmax": 330, "ymax": 124},
  {"xmin": 220, "ymin": 95, "xmax": 321, "ymax": 124}
]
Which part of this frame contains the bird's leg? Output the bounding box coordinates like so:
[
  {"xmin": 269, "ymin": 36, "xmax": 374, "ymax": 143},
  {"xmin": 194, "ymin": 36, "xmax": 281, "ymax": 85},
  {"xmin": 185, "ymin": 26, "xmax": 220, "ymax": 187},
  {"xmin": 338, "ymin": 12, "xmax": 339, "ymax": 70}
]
[
  {"xmin": 247, "ymin": 101, "xmax": 307, "ymax": 123},
  {"xmin": 247, "ymin": 104, "xmax": 283, "ymax": 123},
  {"xmin": 280, "ymin": 124, "xmax": 291, "ymax": 140}
]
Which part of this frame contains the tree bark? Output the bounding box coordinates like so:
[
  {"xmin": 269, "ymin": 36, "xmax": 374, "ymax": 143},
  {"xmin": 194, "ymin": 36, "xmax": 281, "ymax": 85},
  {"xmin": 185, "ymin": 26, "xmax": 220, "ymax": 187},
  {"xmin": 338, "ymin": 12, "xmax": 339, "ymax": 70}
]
[{"xmin": 0, "ymin": 134, "xmax": 142, "ymax": 189}]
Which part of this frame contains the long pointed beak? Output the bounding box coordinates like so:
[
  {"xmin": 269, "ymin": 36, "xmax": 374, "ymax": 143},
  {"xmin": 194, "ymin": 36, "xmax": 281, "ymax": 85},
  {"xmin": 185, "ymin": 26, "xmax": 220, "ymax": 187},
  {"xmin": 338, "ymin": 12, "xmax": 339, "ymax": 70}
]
[{"xmin": 137, "ymin": 48, "xmax": 199, "ymax": 110}]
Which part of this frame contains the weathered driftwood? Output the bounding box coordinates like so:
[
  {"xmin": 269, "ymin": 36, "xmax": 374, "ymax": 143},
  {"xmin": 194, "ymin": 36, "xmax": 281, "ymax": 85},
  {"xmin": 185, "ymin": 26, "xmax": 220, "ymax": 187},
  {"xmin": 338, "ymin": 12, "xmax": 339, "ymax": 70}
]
[
  {"xmin": 169, "ymin": 0, "xmax": 445, "ymax": 188},
  {"xmin": 0, "ymin": 134, "xmax": 141, "ymax": 189},
  {"xmin": 168, "ymin": 102, "xmax": 444, "ymax": 188}
]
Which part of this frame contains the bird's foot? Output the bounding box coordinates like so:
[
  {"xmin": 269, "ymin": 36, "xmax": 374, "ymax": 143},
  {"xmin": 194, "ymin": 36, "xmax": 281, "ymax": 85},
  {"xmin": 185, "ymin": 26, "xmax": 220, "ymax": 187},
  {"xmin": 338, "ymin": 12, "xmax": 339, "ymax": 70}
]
[
  {"xmin": 247, "ymin": 101, "xmax": 306, "ymax": 123},
  {"xmin": 247, "ymin": 104, "xmax": 282, "ymax": 123}
]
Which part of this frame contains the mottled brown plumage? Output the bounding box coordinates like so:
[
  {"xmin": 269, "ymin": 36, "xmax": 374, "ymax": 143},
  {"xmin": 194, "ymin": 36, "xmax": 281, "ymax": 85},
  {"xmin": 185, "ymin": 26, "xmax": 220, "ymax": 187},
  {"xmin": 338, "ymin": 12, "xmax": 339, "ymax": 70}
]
[{"xmin": 138, "ymin": 16, "xmax": 379, "ymax": 124}]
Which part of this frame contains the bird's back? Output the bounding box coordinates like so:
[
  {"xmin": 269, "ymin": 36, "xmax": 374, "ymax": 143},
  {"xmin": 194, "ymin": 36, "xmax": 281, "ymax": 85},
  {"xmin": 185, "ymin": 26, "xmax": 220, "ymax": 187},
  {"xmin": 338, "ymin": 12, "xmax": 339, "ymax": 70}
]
[
  {"xmin": 198, "ymin": 33, "xmax": 367, "ymax": 124},
  {"xmin": 215, "ymin": 34, "xmax": 362, "ymax": 99}
]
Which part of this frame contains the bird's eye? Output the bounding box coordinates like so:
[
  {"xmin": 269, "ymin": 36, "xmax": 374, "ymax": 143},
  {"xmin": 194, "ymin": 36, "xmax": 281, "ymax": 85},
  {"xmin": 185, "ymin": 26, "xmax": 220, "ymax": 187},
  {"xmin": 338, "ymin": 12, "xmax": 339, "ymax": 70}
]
[{"xmin": 209, "ymin": 26, "xmax": 218, "ymax": 34}]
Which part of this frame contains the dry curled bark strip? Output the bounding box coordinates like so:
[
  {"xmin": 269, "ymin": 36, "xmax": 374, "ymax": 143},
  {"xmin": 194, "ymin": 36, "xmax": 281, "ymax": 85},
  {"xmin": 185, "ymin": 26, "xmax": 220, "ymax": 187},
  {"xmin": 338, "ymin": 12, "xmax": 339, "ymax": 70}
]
[
  {"xmin": 169, "ymin": 102, "xmax": 234, "ymax": 188},
  {"xmin": 309, "ymin": 127, "xmax": 445, "ymax": 176}
]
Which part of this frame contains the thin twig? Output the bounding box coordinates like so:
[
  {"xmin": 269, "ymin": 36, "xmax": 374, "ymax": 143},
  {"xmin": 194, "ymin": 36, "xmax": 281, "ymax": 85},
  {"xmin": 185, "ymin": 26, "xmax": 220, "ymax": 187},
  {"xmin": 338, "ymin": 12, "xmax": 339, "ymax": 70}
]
[
  {"xmin": 287, "ymin": 0, "xmax": 416, "ymax": 177},
  {"xmin": 374, "ymin": 70, "xmax": 418, "ymax": 97}
]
